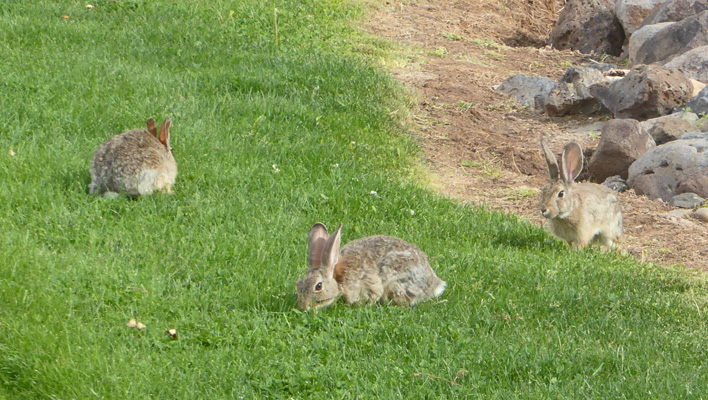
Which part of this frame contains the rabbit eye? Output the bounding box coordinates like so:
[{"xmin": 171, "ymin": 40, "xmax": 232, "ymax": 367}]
[
  {"xmin": 314, "ymin": 282, "xmax": 323, "ymax": 291},
  {"xmin": 558, "ymin": 190, "xmax": 565, "ymax": 198}
]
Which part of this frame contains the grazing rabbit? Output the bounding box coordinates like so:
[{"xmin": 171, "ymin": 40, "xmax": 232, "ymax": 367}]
[
  {"xmin": 539, "ymin": 139, "xmax": 622, "ymax": 249},
  {"xmin": 296, "ymin": 223, "xmax": 446, "ymax": 311},
  {"xmin": 89, "ymin": 118, "xmax": 177, "ymax": 197}
]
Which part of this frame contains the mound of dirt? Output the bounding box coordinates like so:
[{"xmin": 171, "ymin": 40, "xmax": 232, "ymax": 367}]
[{"xmin": 366, "ymin": 0, "xmax": 708, "ymax": 269}]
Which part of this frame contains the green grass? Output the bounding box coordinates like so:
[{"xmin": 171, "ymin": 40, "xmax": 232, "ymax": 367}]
[{"xmin": 2, "ymin": 1, "xmax": 708, "ymax": 398}]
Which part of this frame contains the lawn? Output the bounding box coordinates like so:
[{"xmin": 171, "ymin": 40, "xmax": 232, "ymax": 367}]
[{"xmin": 1, "ymin": 1, "xmax": 708, "ymax": 398}]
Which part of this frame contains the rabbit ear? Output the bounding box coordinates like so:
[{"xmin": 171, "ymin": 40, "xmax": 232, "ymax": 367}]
[
  {"xmin": 320, "ymin": 223, "xmax": 342, "ymax": 278},
  {"xmin": 540, "ymin": 139, "xmax": 559, "ymax": 181},
  {"xmin": 308, "ymin": 223, "xmax": 329, "ymax": 268},
  {"xmin": 561, "ymin": 142, "xmax": 583, "ymax": 185},
  {"xmin": 159, "ymin": 118, "xmax": 172, "ymax": 149},
  {"xmin": 146, "ymin": 119, "xmax": 157, "ymax": 137}
]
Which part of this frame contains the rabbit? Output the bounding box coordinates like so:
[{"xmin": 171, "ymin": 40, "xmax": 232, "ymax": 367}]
[
  {"xmin": 89, "ymin": 118, "xmax": 177, "ymax": 197},
  {"xmin": 539, "ymin": 139, "xmax": 622, "ymax": 249},
  {"xmin": 296, "ymin": 223, "xmax": 446, "ymax": 311}
]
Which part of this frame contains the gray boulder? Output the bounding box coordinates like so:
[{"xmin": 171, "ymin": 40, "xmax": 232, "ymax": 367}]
[
  {"xmin": 539, "ymin": 67, "xmax": 607, "ymax": 116},
  {"xmin": 603, "ymin": 175, "xmax": 630, "ymax": 192},
  {"xmin": 586, "ymin": 63, "xmax": 625, "ymax": 73},
  {"xmin": 670, "ymin": 192, "xmax": 706, "ymax": 208},
  {"xmin": 640, "ymin": 112, "xmax": 700, "ymax": 138},
  {"xmin": 596, "ymin": 65, "xmax": 693, "ymax": 120},
  {"xmin": 550, "ymin": 0, "xmax": 625, "ymax": 56},
  {"xmin": 677, "ymin": 172, "xmax": 708, "ymax": 197},
  {"xmin": 627, "ymin": 22, "xmax": 675, "ymax": 65},
  {"xmin": 588, "ymin": 118, "xmax": 655, "ymax": 181},
  {"xmin": 630, "ymin": 10, "xmax": 708, "ymax": 66},
  {"xmin": 681, "ymin": 132, "xmax": 708, "ymax": 139},
  {"xmin": 685, "ymin": 85, "xmax": 708, "ymax": 116},
  {"xmin": 646, "ymin": 116, "xmax": 700, "ymax": 144},
  {"xmin": 641, "ymin": 0, "xmax": 708, "ymax": 26},
  {"xmin": 698, "ymin": 116, "xmax": 708, "ymax": 132},
  {"xmin": 494, "ymin": 74, "xmax": 556, "ymax": 109},
  {"xmin": 664, "ymin": 46, "xmax": 708, "ymax": 83},
  {"xmin": 615, "ymin": 0, "xmax": 666, "ymax": 37},
  {"xmin": 628, "ymin": 138, "xmax": 708, "ymax": 201}
]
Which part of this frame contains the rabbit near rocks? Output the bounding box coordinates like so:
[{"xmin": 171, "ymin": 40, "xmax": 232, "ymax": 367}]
[
  {"xmin": 539, "ymin": 139, "xmax": 623, "ymax": 249},
  {"xmin": 296, "ymin": 223, "xmax": 446, "ymax": 311},
  {"xmin": 89, "ymin": 118, "xmax": 177, "ymax": 197}
]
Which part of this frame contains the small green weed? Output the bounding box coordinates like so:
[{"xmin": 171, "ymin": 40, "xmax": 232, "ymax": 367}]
[
  {"xmin": 429, "ymin": 46, "xmax": 448, "ymax": 57},
  {"xmin": 443, "ymin": 32, "xmax": 463, "ymax": 41},
  {"xmin": 456, "ymin": 101, "xmax": 475, "ymax": 112},
  {"xmin": 472, "ymin": 38, "xmax": 506, "ymax": 51}
]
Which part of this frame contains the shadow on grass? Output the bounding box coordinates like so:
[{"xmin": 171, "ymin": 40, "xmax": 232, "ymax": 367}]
[
  {"xmin": 487, "ymin": 228, "xmax": 552, "ymax": 251},
  {"xmin": 59, "ymin": 168, "xmax": 92, "ymax": 195},
  {"xmin": 249, "ymin": 292, "xmax": 299, "ymax": 313}
]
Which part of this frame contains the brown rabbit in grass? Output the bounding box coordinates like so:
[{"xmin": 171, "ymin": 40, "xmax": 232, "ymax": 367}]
[
  {"xmin": 296, "ymin": 223, "xmax": 446, "ymax": 311},
  {"xmin": 89, "ymin": 118, "xmax": 177, "ymax": 197},
  {"xmin": 539, "ymin": 139, "xmax": 622, "ymax": 249}
]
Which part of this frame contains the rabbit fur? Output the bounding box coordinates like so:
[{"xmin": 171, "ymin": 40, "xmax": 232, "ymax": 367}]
[
  {"xmin": 539, "ymin": 139, "xmax": 622, "ymax": 249},
  {"xmin": 89, "ymin": 118, "xmax": 176, "ymax": 197},
  {"xmin": 296, "ymin": 223, "xmax": 446, "ymax": 311}
]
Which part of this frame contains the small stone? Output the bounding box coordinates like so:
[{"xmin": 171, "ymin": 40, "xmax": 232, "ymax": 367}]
[
  {"xmin": 665, "ymin": 209, "xmax": 692, "ymax": 218},
  {"xmin": 670, "ymin": 192, "xmax": 705, "ymax": 208},
  {"xmin": 695, "ymin": 207, "xmax": 708, "ymax": 222},
  {"xmin": 603, "ymin": 175, "xmax": 630, "ymax": 192}
]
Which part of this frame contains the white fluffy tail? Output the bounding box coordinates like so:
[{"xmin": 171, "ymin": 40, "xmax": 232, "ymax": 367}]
[{"xmin": 433, "ymin": 280, "xmax": 447, "ymax": 298}]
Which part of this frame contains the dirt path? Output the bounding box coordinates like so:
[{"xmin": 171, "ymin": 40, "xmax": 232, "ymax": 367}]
[{"xmin": 365, "ymin": 0, "xmax": 708, "ymax": 269}]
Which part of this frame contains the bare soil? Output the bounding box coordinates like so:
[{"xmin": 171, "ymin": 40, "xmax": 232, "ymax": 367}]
[{"xmin": 365, "ymin": 0, "xmax": 708, "ymax": 269}]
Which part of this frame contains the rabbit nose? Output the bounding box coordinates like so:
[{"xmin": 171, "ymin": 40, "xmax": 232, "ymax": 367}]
[{"xmin": 298, "ymin": 298, "xmax": 312, "ymax": 311}]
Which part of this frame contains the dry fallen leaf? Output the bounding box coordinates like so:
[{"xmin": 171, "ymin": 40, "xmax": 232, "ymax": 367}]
[
  {"xmin": 166, "ymin": 329, "xmax": 178, "ymax": 339},
  {"xmin": 126, "ymin": 318, "xmax": 137, "ymax": 328},
  {"xmin": 136, "ymin": 322, "xmax": 146, "ymax": 330},
  {"xmin": 63, "ymin": 15, "xmax": 69, "ymax": 19},
  {"xmin": 9, "ymin": 149, "xmax": 15, "ymax": 157},
  {"xmin": 86, "ymin": 4, "xmax": 94, "ymax": 9}
]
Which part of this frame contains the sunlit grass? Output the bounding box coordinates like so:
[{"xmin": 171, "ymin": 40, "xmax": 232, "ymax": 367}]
[{"xmin": 1, "ymin": 1, "xmax": 708, "ymax": 398}]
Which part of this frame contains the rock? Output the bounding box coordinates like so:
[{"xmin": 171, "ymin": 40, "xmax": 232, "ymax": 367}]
[
  {"xmin": 685, "ymin": 85, "xmax": 708, "ymax": 116},
  {"xmin": 603, "ymin": 175, "xmax": 630, "ymax": 192},
  {"xmin": 588, "ymin": 119, "xmax": 655, "ymax": 181},
  {"xmin": 631, "ymin": 173, "xmax": 676, "ymax": 200},
  {"xmin": 569, "ymin": 121, "xmax": 606, "ymax": 135},
  {"xmin": 628, "ymin": 138, "xmax": 708, "ymax": 201},
  {"xmin": 664, "ymin": 46, "xmax": 708, "ymax": 83},
  {"xmin": 494, "ymin": 74, "xmax": 556, "ymax": 109},
  {"xmin": 615, "ymin": 0, "xmax": 666, "ymax": 37},
  {"xmin": 697, "ymin": 116, "xmax": 708, "ymax": 132},
  {"xmin": 640, "ymin": 112, "xmax": 700, "ymax": 138},
  {"xmin": 647, "ymin": 116, "xmax": 700, "ymax": 144},
  {"xmin": 539, "ymin": 67, "xmax": 607, "ymax": 116},
  {"xmin": 673, "ymin": 110, "xmax": 700, "ymax": 124},
  {"xmin": 665, "ymin": 209, "xmax": 694, "ymax": 218},
  {"xmin": 586, "ymin": 63, "xmax": 623, "ymax": 73},
  {"xmin": 677, "ymin": 172, "xmax": 708, "ymax": 197},
  {"xmin": 550, "ymin": 0, "xmax": 625, "ymax": 56},
  {"xmin": 691, "ymin": 80, "xmax": 708, "ymax": 97},
  {"xmin": 630, "ymin": 10, "xmax": 708, "ymax": 66},
  {"xmin": 641, "ymin": 0, "xmax": 708, "ymax": 26},
  {"xmin": 681, "ymin": 132, "xmax": 708, "ymax": 140},
  {"xmin": 695, "ymin": 207, "xmax": 708, "ymax": 222},
  {"xmin": 626, "ymin": 22, "xmax": 675, "ymax": 66},
  {"xmin": 670, "ymin": 192, "xmax": 706, "ymax": 208},
  {"xmin": 597, "ymin": 65, "xmax": 693, "ymax": 120}
]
